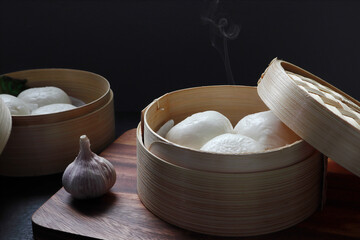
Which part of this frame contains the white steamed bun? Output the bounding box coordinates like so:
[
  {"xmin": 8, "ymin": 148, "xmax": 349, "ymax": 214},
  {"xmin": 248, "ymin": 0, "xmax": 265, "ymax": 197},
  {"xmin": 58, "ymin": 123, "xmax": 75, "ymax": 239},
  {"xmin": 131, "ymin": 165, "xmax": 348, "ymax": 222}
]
[
  {"xmin": 18, "ymin": 86, "xmax": 71, "ymax": 108},
  {"xmin": 31, "ymin": 103, "xmax": 76, "ymax": 115},
  {"xmin": 234, "ymin": 110, "xmax": 300, "ymax": 149},
  {"xmin": 165, "ymin": 110, "xmax": 233, "ymax": 149},
  {"xmin": 200, "ymin": 133, "xmax": 266, "ymax": 154},
  {"xmin": 156, "ymin": 119, "xmax": 174, "ymax": 138},
  {"xmin": 0, "ymin": 94, "xmax": 32, "ymax": 115}
]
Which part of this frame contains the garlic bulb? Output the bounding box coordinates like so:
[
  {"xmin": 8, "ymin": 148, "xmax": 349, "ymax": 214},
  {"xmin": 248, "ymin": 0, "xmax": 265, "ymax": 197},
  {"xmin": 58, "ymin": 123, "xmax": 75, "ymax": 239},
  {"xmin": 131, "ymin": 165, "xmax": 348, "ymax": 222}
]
[{"xmin": 62, "ymin": 135, "xmax": 116, "ymax": 199}]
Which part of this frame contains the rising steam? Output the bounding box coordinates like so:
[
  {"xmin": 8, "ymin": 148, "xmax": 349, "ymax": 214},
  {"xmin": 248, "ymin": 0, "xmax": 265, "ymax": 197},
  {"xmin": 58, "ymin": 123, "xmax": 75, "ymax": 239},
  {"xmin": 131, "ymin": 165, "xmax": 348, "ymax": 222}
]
[{"xmin": 202, "ymin": 0, "xmax": 240, "ymax": 85}]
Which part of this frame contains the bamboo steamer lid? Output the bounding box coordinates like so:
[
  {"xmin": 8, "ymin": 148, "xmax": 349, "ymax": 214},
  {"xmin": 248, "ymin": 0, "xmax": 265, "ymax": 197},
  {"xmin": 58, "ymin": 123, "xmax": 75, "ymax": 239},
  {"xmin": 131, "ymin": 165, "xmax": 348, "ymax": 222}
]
[
  {"xmin": 258, "ymin": 58, "xmax": 360, "ymax": 177},
  {"xmin": 0, "ymin": 98, "xmax": 11, "ymax": 154}
]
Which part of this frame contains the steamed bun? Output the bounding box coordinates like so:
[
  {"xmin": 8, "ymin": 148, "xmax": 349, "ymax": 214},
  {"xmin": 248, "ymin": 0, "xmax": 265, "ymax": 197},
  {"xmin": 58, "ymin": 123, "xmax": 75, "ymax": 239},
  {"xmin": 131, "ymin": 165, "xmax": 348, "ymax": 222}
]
[
  {"xmin": 234, "ymin": 110, "xmax": 300, "ymax": 149},
  {"xmin": 200, "ymin": 133, "xmax": 266, "ymax": 154},
  {"xmin": 165, "ymin": 111, "xmax": 233, "ymax": 149},
  {"xmin": 31, "ymin": 103, "xmax": 76, "ymax": 115},
  {"xmin": 0, "ymin": 94, "xmax": 32, "ymax": 115},
  {"xmin": 157, "ymin": 119, "xmax": 174, "ymax": 138},
  {"xmin": 18, "ymin": 86, "xmax": 71, "ymax": 108}
]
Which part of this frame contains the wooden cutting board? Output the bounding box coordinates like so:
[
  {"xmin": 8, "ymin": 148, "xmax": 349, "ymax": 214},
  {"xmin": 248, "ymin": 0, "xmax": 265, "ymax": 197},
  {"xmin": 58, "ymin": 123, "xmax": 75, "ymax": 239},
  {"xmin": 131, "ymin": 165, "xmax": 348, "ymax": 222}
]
[{"xmin": 32, "ymin": 129, "xmax": 360, "ymax": 240}]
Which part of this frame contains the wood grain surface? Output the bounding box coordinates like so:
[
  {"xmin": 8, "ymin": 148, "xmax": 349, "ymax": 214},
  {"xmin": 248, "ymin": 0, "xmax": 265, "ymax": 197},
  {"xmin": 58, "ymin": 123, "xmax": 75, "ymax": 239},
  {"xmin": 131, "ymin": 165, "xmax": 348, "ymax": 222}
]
[{"xmin": 32, "ymin": 129, "xmax": 360, "ymax": 240}]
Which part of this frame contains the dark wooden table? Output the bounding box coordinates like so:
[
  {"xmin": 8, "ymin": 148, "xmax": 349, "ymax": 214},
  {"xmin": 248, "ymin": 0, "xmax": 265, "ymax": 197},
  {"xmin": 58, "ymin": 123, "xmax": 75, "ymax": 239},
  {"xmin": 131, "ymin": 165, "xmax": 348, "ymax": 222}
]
[
  {"xmin": 32, "ymin": 129, "xmax": 360, "ymax": 240},
  {"xmin": 0, "ymin": 112, "xmax": 139, "ymax": 240}
]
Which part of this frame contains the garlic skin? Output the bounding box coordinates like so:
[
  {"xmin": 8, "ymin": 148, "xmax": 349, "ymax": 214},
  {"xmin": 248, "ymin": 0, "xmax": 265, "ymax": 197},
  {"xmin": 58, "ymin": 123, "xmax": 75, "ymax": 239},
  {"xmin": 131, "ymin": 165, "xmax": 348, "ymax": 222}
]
[{"xmin": 62, "ymin": 135, "xmax": 116, "ymax": 199}]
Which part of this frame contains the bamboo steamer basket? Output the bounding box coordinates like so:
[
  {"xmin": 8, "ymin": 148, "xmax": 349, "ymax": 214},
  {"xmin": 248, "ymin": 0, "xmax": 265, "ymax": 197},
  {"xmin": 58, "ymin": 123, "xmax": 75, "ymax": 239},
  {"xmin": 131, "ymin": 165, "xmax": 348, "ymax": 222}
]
[
  {"xmin": 137, "ymin": 85, "xmax": 325, "ymax": 236},
  {"xmin": 258, "ymin": 58, "xmax": 360, "ymax": 177},
  {"xmin": 0, "ymin": 69, "xmax": 115, "ymax": 176}
]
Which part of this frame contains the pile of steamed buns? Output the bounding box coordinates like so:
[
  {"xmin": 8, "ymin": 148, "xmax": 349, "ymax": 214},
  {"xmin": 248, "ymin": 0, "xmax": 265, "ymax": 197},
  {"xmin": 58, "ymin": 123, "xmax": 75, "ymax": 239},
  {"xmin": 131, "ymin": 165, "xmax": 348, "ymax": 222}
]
[
  {"xmin": 158, "ymin": 110, "xmax": 300, "ymax": 154},
  {"xmin": 0, "ymin": 86, "xmax": 77, "ymax": 116}
]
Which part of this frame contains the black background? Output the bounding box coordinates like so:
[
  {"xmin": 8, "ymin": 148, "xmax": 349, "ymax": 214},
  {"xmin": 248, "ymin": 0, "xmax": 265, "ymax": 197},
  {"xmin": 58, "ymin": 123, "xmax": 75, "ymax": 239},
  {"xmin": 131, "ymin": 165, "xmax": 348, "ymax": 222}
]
[
  {"xmin": 1, "ymin": 0, "xmax": 359, "ymax": 114},
  {"xmin": 1, "ymin": 1, "xmax": 360, "ymax": 239}
]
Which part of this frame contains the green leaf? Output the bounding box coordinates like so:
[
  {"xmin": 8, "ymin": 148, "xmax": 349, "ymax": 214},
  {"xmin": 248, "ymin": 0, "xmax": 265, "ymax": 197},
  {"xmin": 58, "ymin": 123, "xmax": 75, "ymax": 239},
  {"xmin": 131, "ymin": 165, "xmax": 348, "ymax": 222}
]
[{"xmin": 0, "ymin": 75, "xmax": 28, "ymax": 96}]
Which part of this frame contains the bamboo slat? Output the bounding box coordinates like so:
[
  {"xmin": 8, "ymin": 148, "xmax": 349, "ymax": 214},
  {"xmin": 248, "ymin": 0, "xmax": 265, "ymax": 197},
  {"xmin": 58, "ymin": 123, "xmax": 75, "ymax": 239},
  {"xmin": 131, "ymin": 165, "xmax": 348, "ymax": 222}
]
[
  {"xmin": 148, "ymin": 139, "xmax": 314, "ymax": 173},
  {"xmin": 137, "ymin": 126, "xmax": 324, "ymax": 236},
  {"xmin": 258, "ymin": 59, "xmax": 360, "ymax": 177}
]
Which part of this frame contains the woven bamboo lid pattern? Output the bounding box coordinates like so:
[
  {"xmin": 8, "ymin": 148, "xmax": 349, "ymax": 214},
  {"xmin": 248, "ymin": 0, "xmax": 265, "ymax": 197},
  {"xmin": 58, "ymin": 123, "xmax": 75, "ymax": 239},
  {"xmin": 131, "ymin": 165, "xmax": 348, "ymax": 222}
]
[
  {"xmin": 0, "ymin": 98, "xmax": 11, "ymax": 154},
  {"xmin": 258, "ymin": 58, "xmax": 360, "ymax": 177}
]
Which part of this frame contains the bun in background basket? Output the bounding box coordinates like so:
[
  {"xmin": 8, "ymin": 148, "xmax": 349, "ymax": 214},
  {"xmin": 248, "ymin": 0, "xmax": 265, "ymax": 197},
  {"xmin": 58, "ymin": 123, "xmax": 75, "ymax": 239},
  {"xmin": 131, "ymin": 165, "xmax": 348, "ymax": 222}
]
[{"xmin": 0, "ymin": 69, "xmax": 115, "ymax": 176}]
